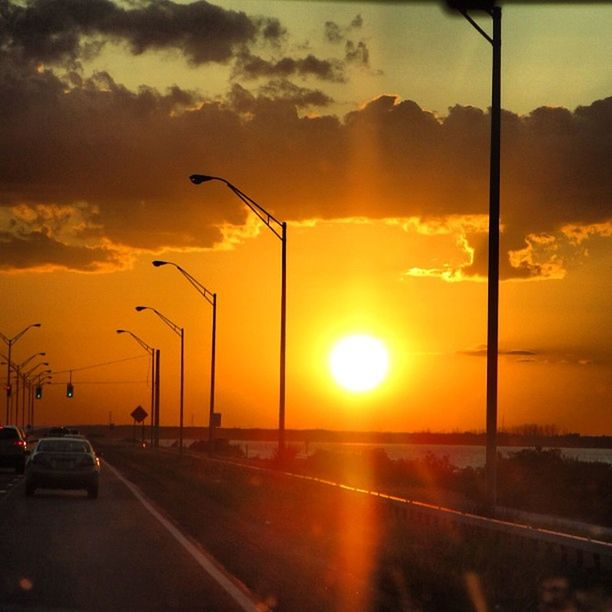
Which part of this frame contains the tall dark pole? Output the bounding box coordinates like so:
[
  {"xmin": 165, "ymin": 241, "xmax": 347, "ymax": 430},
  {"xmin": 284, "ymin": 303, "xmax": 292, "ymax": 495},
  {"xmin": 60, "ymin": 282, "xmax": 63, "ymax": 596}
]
[
  {"xmin": 29, "ymin": 381, "xmax": 34, "ymax": 428},
  {"xmin": 155, "ymin": 349, "xmax": 161, "ymax": 448},
  {"xmin": 20, "ymin": 374, "xmax": 26, "ymax": 427},
  {"xmin": 116, "ymin": 329, "xmax": 156, "ymax": 447},
  {"xmin": 2, "ymin": 323, "xmax": 41, "ymax": 422},
  {"xmin": 179, "ymin": 328, "xmax": 184, "ymax": 452},
  {"xmin": 150, "ymin": 348, "xmax": 156, "ymax": 447},
  {"xmin": 13, "ymin": 366, "xmax": 19, "ymax": 425},
  {"xmin": 279, "ymin": 222, "xmax": 287, "ymax": 456},
  {"xmin": 485, "ymin": 5, "xmax": 502, "ymax": 514},
  {"xmin": 6, "ymin": 340, "xmax": 12, "ymax": 422},
  {"xmin": 448, "ymin": 1, "xmax": 501, "ymax": 514},
  {"xmin": 135, "ymin": 307, "xmax": 182, "ymax": 451},
  {"xmin": 189, "ymin": 175, "xmax": 288, "ymax": 461},
  {"xmin": 209, "ymin": 293, "xmax": 217, "ymax": 448},
  {"xmin": 152, "ymin": 260, "xmax": 218, "ymax": 452}
]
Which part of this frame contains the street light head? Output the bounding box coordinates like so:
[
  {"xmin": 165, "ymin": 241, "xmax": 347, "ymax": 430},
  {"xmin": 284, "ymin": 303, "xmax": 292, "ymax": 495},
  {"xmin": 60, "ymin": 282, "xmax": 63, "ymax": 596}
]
[
  {"xmin": 445, "ymin": 0, "xmax": 496, "ymax": 11},
  {"xmin": 189, "ymin": 174, "xmax": 215, "ymax": 185},
  {"xmin": 33, "ymin": 323, "xmax": 42, "ymax": 328},
  {"xmin": 116, "ymin": 329, "xmax": 126, "ymax": 334},
  {"xmin": 152, "ymin": 260, "xmax": 168, "ymax": 267},
  {"xmin": 135, "ymin": 306, "xmax": 147, "ymax": 312}
]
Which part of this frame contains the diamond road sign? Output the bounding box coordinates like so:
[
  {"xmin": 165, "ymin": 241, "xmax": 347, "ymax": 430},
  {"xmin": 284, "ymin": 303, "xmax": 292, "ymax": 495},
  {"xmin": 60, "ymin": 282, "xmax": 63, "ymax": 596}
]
[{"xmin": 130, "ymin": 405, "xmax": 148, "ymax": 423}]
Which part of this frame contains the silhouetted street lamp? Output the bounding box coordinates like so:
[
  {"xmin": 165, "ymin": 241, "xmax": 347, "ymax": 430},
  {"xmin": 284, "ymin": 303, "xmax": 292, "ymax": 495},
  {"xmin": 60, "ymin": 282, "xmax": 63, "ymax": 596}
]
[
  {"xmin": 31, "ymin": 373, "xmax": 52, "ymax": 427},
  {"xmin": 19, "ymin": 352, "xmax": 46, "ymax": 370},
  {"xmin": 447, "ymin": 0, "xmax": 501, "ymax": 514},
  {"xmin": 136, "ymin": 306, "xmax": 184, "ymax": 451},
  {"xmin": 1, "ymin": 323, "xmax": 42, "ymax": 422},
  {"xmin": 15, "ymin": 353, "xmax": 46, "ymax": 427},
  {"xmin": 152, "ymin": 260, "xmax": 218, "ymax": 452},
  {"xmin": 20, "ymin": 361, "xmax": 48, "ymax": 424},
  {"xmin": 116, "ymin": 329, "xmax": 158, "ymax": 447},
  {"xmin": 24, "ymin": 362, "xmax": 49, "ymax": 378},
  {"xmin": 189, "ymin": 174, "xmax": 288, "ymax": 459}
]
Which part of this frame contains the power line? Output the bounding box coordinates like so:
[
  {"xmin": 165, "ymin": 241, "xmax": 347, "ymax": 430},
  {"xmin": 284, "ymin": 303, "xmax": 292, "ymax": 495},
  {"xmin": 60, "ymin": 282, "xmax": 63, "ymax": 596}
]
[
  {"xmin": 44, "ymin": 380, "xmax": 148, "ymax": 385},
  {"xmin": 52, "ymin": 354, "xmax": 147, "ymax": 375}
]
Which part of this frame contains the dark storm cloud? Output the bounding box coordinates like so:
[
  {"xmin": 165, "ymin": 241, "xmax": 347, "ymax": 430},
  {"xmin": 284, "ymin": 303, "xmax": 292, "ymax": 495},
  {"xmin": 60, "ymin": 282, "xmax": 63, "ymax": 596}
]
[
  {"xmin": 351, "ymin": 15, "xmax": 363, "ymax": 29},
  {"xmin": 233, "ymin": 50, "xmax": 345, "ymax": 82},
  {"xmin": 0, "ymin": 29, "xmax": 609, "ymax": 277},
  {"xmin": 1, "ymin": 0, "xmax": 282, "ymax": 66},
  {"xmin": 254, "ymin": 81, "xmax": 333, "ymax": 109},
  {"xmin": 0, "ymin": 230, "xmax": 123, "ymax": 271},
  {"xmin": 324, "ymin": 21, "xmax": 343, "ymax": 44},
  {"xmin": 324, "ymin": 14, "xmax": 363, "ymax": 44},
  {"xmin": 324, "ymin": 15, "xmax": 369, "ymax": 68},
  {"xmin": 345, "ymin": 41, "xmax": 369, "ymax": 67}
]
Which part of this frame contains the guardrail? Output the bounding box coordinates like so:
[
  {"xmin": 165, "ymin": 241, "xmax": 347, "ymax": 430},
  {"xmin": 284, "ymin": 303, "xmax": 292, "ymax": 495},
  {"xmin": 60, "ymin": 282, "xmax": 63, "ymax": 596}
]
[
  {"xmin": 156, "ymin": 445, "xmax": 612, "ymax": 572},
  {"xmin": 286, "ymin": 471, "xmax": 612, "ymax": 571}
]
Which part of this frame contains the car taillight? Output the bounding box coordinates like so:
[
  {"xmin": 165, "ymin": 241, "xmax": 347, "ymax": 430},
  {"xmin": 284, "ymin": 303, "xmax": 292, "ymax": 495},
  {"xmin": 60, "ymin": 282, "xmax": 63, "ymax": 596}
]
[{"xmin": 13, "ymin": 440, "xmax": 26, "ymax": 448}]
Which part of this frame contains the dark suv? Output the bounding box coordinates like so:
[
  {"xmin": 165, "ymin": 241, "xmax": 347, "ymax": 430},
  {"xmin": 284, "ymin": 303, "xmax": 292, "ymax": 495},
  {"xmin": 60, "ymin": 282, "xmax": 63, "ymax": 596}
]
[{"xmin": 0, "ymin": 425, "xmax": 28, "ymax": 473}]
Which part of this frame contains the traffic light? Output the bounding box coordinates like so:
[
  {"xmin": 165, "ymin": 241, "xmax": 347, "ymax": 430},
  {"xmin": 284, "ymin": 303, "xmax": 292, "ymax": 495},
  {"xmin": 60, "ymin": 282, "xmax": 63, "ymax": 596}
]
[
  {"xmin": 5, "ymin": 383, "xmax": 11, "ymax": 397},
  {"xmin": 66, "ymin": 383, "xmax": 74, "ymax": 398},
  {"xmin": 35, "ymin": 385, "xmax": 42, "ymax": 399}
]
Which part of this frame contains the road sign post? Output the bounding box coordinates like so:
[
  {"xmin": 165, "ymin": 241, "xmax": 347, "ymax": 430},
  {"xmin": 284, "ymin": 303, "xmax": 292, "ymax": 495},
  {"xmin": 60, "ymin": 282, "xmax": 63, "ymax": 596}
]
[{"xmin": 131, "ymin": 405, "xmax": 148, "ymax": 445}]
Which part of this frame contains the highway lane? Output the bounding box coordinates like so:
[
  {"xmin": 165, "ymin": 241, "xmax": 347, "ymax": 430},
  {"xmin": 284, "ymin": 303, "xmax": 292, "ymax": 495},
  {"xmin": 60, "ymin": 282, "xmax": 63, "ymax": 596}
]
[
  {"xmin": 0, "ymin": 469, "xmax": 22, "ymax": 500},
  {"xmin": 0, "ymin": 462, "xmax": 259, "ymax": 611}
]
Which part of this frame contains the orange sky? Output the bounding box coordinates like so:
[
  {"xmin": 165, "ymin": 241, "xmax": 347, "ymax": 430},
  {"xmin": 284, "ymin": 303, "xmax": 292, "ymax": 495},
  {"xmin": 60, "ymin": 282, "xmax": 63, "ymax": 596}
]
[{"xmin": 0, "ymin": 1, "xmax": 610, "ymax": 434}]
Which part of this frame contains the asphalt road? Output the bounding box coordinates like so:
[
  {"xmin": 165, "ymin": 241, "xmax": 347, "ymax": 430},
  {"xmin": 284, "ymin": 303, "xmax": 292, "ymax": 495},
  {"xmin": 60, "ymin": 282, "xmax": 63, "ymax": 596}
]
[{"xmin": 0, "ymin": 464, "xmax": 259, "ymax": 611}]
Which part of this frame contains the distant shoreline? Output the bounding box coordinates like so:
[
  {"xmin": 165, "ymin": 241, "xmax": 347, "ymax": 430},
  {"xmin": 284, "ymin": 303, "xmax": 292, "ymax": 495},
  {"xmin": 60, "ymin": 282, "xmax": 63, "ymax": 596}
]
[{"xmin": 69, "ymin": 425, "xmax": 612, "ymax": 449}]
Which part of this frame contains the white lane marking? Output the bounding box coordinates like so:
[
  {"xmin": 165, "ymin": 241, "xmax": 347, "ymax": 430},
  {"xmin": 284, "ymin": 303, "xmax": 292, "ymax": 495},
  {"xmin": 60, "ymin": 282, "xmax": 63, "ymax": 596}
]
[
  {"xmin": 0, "ymin": 475, "xmax": 22, "ymax": 498},
  {"xmin": 104, "ymin": 460, "xmax": 263, "ymax": 612}
]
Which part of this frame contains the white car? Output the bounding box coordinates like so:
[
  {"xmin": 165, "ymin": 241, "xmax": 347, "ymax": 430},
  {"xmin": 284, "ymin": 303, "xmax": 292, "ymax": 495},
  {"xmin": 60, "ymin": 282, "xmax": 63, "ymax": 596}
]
[{"xmin": 25, "ymin": 436, "xmax": 100, "ymax": 498}]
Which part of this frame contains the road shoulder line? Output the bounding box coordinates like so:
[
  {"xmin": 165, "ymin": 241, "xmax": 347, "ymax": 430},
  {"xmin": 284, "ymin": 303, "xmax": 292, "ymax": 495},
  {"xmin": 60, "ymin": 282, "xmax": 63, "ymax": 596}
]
[{"xmin": 104, "ymin": 460, "xmax": 264, "ymax": 612}]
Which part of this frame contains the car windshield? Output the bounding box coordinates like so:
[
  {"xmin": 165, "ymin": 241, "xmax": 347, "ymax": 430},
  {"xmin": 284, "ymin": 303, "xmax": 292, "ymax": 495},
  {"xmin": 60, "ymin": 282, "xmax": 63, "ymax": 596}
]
[
  {"xmin": 0, "ymin": 428, "xmax": 19, "ymax": 440},
  {"xmin": 37, "ymin": 440, "xmax": 91, "ymax": 454}
]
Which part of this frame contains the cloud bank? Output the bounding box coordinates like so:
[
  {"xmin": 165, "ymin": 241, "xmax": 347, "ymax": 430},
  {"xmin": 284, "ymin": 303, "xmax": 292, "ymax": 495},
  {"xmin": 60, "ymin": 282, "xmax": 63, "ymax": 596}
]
[{"xmin": 0, "ymin": 0, "xmax": 609, "ymax": 277}]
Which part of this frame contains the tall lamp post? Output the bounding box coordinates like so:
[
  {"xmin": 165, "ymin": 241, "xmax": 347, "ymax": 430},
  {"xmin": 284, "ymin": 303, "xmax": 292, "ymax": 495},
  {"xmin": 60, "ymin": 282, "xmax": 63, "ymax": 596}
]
[
  {"xmin": 135, "ymin": 306, "xmax": 184, "ymax": 451},
  {"xmin": 21, "ymin": 362, "xmax": 49, "ymax": 425},
  {"xmin": 152, "ymin": 261, "xmax": 218, "ymax": 452},
  {"xmin": 189, "ymin": 174, "xmax": 288, "ymax": 459},
  {"xmin": 0, "ymin": 323, "xmax": 42, "ymax": 423},
  {"xmin": 116, "ymin": 329, "xmax": 158, "ymax": 447},
  {"xmin": 15, "ymin": 352, "xmax": 45, "ymax": 426},
  {"xmin": 32, "ymin": 373, "xmax": 52, "ymax": 428},
  {"xmin": 447, "ymin": 0, "xmax": 501, "ymax": 514}
]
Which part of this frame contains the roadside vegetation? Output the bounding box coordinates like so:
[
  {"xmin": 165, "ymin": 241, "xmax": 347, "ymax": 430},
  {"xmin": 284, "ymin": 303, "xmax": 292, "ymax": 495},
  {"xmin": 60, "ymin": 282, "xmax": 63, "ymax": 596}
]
[
  {"xmin": 111, "ymin": 434, "xmax": 612, "ymax": 526},
  {"xmin": 97, "ymin": 439, "xmax": 611, "ymax": 611},
  {"xmin": 242, "ymin": 446, "xmax": 612, "ymax": 528}
]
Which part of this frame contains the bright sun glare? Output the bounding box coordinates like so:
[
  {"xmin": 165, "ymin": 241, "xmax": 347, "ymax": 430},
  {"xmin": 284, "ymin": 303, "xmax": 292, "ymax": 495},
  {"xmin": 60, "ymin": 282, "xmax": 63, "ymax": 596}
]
[{"xmin": 329, "ymin": 334, "xmax": 390, "ymax": 393}]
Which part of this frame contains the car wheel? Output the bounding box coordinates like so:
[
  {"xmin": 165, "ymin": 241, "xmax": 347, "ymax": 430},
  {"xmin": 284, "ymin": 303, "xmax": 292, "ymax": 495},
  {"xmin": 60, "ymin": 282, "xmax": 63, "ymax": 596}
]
[
  {"xmin": 25, "ymin": 483, "xmax": 35, "ymax": 497},
  {"xmin": 87, "ymin": 485, "xmax": 99, "ymax": 499}
]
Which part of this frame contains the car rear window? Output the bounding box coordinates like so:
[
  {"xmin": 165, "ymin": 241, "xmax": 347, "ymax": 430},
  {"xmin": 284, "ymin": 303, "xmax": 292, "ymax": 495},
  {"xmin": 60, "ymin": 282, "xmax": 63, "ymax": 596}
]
[
  {"xmin": 0, "ymin": 428, "xmax": 19, "ymax": 440},
  {"xmin": 37, "ymin": 440, "xmax": 91, "ymax": 453}
]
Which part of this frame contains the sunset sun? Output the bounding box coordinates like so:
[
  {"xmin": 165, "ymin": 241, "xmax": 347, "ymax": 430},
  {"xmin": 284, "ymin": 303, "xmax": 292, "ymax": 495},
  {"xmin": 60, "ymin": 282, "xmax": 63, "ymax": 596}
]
[{"xmin": 329, "ymin": 334, "xmax": 390, "ymax": 393}]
